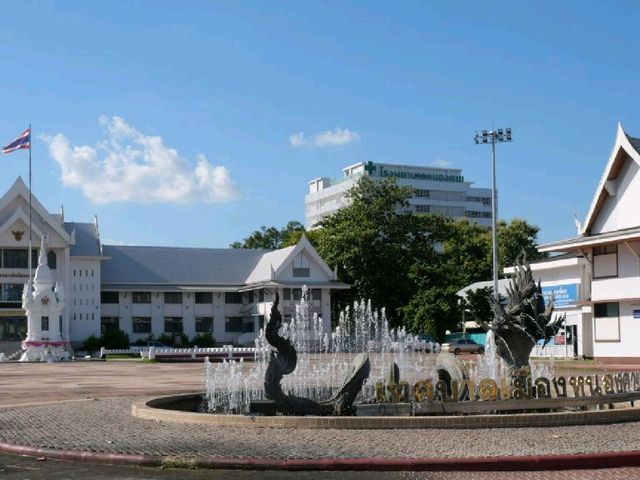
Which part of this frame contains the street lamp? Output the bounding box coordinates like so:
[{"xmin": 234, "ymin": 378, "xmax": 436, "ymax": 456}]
[{"xmin": 473, "ymin": 128, "xmax": 513, "ymax": 301}]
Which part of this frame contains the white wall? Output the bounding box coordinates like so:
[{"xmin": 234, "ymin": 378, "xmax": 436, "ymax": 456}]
[
  {"xmin": 592, "ymin": 157, "xmax": 640, "ymax": 234},
  {"xmin": 592, "ymin": 300, "xmax": 640, "ymax": 357},
  {"xmin": 68, "ymin": 259, "xmax": 101, "ymax": 342}
]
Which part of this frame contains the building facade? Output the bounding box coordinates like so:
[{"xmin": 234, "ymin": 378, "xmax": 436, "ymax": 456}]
[
  {"xmin": 525, "ymin": 123, "xmax": 640, "ymax": 359},
  {"xmin": 0, "ymin": 178, "xmax": 348, "ymax": 348},
  {"xmin": 305, "ymin": 161, "xmax": 493, "ymax": 228}
]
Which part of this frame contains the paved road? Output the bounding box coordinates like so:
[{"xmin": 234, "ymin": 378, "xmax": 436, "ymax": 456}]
[{"xmin": 2, "ymin": 454, "xmax": 640, "ymax": 480}]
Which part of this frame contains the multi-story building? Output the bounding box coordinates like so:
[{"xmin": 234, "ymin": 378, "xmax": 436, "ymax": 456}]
[
  {"xmin": 0, "ymin": 178, "xmax": 348, "ymax": 348},
  {"xmin": 305, "ymin": 161, "xmax": 493, "ymax": 228},
  {"xmin": 515, "ymin": 123, "xmax": 640, "ymax": 359}
]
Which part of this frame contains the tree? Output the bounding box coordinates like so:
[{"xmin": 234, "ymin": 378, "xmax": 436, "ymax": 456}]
[
  {"xmin": 498, "ymin": 218, "xmax": 547, "ymax": 268},
  {"xmin": 315, "ymin": 176, "xmax": 442, "ymax": 326},
  {"xmin": 231, "ymin": 221, "xmax": 306, "ymax": 249}
]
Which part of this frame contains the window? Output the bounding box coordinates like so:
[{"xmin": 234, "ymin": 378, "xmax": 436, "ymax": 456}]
[
  {"xmin": 132, "ymin": 317, "xmax": 151, "ymax": 333},
  {"xmin": 225, "ymin": 316, "xmax": 243, "ymax": 332},
  {"xmin": 293, "ymin": 288, "xmax": 302, "ymax": 301},
  {"xmin": 248, "ymin": 291, "xmax": 254, "ymax": 303},
  {"xmin": 195, "ymin": 292, "xmax": 213, "ymax": 304},
  {"xmin": 225, "ymin": 292, "xmax": 242, "ymax": 304},
  {"xmin": 283, "ymin": 288, "xmax": 291, "ymax": 300},
  {"xmin": 101, "ymin": 316, "xmax": 119, "ymax": 334},
  {"xmin": 311, "ymin": 289, "xmax": 322, "ymax": 301},
  {"xmin": 41, "ymin": 316, "xmax": 49, "ymax": 331},
  {"xmin": 594, "ymin": 302, "xmax": 620, "ymax": 342},
  {"xmin": 132, "ymin": 292, "xmax": 151, "ymax": 304},
  {"xmin": 164, "ymin": 292, "xmax": 183, "ymax": 304},
  {"xmin": 258, "ymin": 289, "xmax": 264, "ymax": 302},
  {"xmin": 243, "ymin": 319, "xmax": 255, "ymax": 333},
  {"xmin": 195, "ymin": 316, "xmax": 213, "ymax": 333},
  {"xmin": 47, "ymin": 251, "xmax": 56, "ymax": 269},
  {"xmin": 3, "ymin": 249, "xmax": 28, "ymax": 268},
  {"xmin": 594, "ymin": 302, "xmax": 619, "ymax": 318},
  {"xmin": 415, "ymin": 205, "xmax": 431, "ymax": 213},
  {"xmin": 415, "ymin": 189, "xmax": 431, "ymax": 198},
  {"xmin": 101, "ymin": 291, "xmax": 119, "ymax": 303},
  {"xmin": 292, "ymin": 252, "xmax": 310, "ymax": 277},
  {"xmin": 1, "ymin": 284, "xmax": 23, "ymax": 303},
  {"xmin": 593, "ymin": 245, "xmax": 618, "ymax": 278},
  {"xmin": 164, "ymin": 317, "xmax": 183, "ymax": 333}
]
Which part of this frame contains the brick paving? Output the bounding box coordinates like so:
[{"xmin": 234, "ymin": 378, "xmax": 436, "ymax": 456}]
[
  {"xmin": 0, "ymin": 397, "xmax": 639, "ymax": 460},
  {"xmin": 2, "ymin": 360, "xmax": 640, "ymax": 478}
]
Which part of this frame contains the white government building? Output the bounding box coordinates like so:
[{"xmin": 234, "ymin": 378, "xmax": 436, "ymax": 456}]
[
  {"xmin": 305, "ymin": 161, "xmax": 493, "ymax": 228},
  {"xmin": 0, "ymin": 178, "xmax": 348, "ymax": 348},
  {"xmin": 516, "ymin": 123, "xmax": 640, "ymax": 360}
]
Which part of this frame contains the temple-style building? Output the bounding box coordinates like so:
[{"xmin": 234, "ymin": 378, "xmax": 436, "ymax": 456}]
[
  {"xmin": 524, "ymin": 123, "xmax": 640, "ymax": 359},
  {"xmin": 0, "ymin": 178, "xmax": 347, "ymax": 350}
]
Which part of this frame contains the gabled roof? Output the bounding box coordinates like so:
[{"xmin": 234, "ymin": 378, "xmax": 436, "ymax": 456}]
[
  {"xmin": 245, "ymin": 235, "xmax": 336, "ymax": 284},
  {"xmin": 64, "ymin": 222, "xmax": 101, "ymax": 257},
  {"xmin": 0, "ymin": 178, "xmax": 71, "ymax": 243},
  {"xmin": 581, "ymin": 123, "xmax": 640, "ymax": 234}
]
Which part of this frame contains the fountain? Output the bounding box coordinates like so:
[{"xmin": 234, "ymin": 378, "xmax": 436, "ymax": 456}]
[{"xmin": 134, "ymin": 282, "xmax": 640, "ymax": 428}]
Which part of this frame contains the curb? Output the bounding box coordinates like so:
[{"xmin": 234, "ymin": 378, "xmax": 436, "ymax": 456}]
[{"xmin": 2, "ymin": 442, "xmax": 640, "ymax": 471}]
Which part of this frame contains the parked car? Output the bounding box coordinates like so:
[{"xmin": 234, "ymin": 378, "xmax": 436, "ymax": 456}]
[{"xmin": 443, "ymin": 339, "xmax": 485, "ymax": 355}]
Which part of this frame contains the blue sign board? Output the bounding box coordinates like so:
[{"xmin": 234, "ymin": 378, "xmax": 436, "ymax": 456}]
[{"xmin": 541, "ymin": 284, "xmax": 579, "ymax": 308}]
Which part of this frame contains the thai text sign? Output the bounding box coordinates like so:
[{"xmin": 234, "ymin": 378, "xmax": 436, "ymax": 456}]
[{"xmin": 541, "ymin": 283, "xmax": 578, "ymax": 308}]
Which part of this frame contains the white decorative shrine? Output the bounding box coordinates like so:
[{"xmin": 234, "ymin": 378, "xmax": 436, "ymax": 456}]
[{"xmin": 20, "ymin": 236, "xmax": 68, "ymax": 362}]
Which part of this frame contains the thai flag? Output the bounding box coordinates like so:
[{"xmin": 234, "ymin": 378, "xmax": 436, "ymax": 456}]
[{"xmin": 2, "ymin": 128, "xmax": 31, "ymax": 154}]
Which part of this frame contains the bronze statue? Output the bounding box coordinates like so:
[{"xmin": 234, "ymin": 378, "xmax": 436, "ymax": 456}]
[
  {"xmin": 476, "ymin": 257, "xmax": 565, "ymax": 377},
  {"xmin": 264, "ymin": 292, "xmax": 370, "ymax": 415}
]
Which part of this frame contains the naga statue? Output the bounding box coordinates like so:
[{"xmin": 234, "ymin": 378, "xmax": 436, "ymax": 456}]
[
  {"xmin": 263, "ymin": 292, "xmax": 370, "ymax": 415},
  {"xmin": 476, "ymin": 258, "xmax": 565, "ymax": 377}
]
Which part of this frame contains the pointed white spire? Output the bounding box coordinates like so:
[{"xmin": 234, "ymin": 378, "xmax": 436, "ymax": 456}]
[
  {"xmin": 270, "ymin": 263, "xmax": 275, "ymax": 280},
  {"xmin": 34, "ymin": 235, "xmax": 53, "ymax": 292},
  {"xmin": 573, "ymin": 212, "xmax": 583, "ymax": 235}
]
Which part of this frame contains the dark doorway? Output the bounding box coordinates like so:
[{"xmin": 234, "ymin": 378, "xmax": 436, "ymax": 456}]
[{"xmin": 0, "ymin": 316, "xmax": 27, "ymax": 341}]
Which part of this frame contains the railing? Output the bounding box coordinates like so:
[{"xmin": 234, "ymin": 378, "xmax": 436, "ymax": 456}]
[
  {"xmin": 531, "ymin": 344, "xmax": 574, "ymax": 358},
  {"xmin": 100, "ymin": 345, "xmax": 257, "ymax": 361}
]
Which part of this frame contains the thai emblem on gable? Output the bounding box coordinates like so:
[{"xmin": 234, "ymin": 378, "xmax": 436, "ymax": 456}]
[
  {"xmin": 11, "ymin": 230, "xmax": 24, "ymax": 241},
  {"xmin": 41, "ymin": 296, "xmax": 49, "ymax": 305}
]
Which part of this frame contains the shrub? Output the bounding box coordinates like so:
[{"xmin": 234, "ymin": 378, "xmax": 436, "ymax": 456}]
[
  {"xmin": 83, "ymin": 334, "xmax": 101, "ymax": 353},
  {"xmin": 101, "ymin": 329, "xmax": 130, "ymax": 349},
  {"xmin": 191, "ymin": 333, "xmax": 216, "ymax": 347}
]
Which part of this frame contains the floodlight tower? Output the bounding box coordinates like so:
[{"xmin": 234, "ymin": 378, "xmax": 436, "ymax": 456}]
[{"xmin": 473, "ymin": 128, "xmax": 513, "ymax": 300}]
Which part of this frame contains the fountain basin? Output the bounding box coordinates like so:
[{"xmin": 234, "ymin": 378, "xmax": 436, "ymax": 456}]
[{"xmin": 132, "ymin": 392, "xmax": 640, "ymax": 429}]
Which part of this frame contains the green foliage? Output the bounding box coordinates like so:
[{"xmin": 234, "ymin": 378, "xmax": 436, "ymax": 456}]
[
  {"xmin": 231, "ymin": 221, "xmax": 306, "ymax": 249},
  {"xmin": 461, "ymin": 286, "xmax": 495, "ymax": 325},
  {"xmin": 498, "ymin": 218, "xmax": 547, "ymax": 268},
  {"xmin": 101, "ymin": 329, "xmax": 130, "ymax": 349},
  {"xmin": 229, "ymin": 177, "xmax": 546, "ymax": 342},
  {"xmin": 83, "ymin": 334, "xmax": 101, "ymax": 353},
  {"xmin": 156, "ymin": 332, "xmax": 192, "ymax": 347},
  {"xmin": 191, "ymin": 333, "xmax": 216, "ymax": 347},
  {"xmin": 315, "ymin": 176, "xmax": 443, "ymax": 326}
]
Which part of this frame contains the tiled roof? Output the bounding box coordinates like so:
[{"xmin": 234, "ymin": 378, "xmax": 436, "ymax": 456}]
[
  {"xmin": 101, "ymin": 245, "xmax": 271, "ymax": 286},
  {"xmin": 64, "ymin": 222, "xmax": 101, "ymax": 257}
]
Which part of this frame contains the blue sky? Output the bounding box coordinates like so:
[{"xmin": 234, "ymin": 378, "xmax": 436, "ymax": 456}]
[{"xmin": 1, "ymin": 1, "xmax": 639, "ymax": 247}]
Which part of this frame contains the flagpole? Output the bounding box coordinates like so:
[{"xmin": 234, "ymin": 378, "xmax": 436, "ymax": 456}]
[{"xmin": 28, "ymin": 123, "xmax": 32, "ymax": 289}]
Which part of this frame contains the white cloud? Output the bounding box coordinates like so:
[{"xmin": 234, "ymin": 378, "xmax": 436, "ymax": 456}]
[
  {"xmin": 290, "ymin": 128, "xmax": 360, "ymax": 147},
  {"xmin": 431, "ymin": 158, "xmax": 454, "ymax": 168},
  {"xmin": 42, "ymin": 117, "xmax": 238, "ymax": 205}
]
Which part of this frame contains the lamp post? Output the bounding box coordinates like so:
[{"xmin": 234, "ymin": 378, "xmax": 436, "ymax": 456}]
[{"xmin": 474, "ymin": 128, "xmax": 513, "ymax": 301}]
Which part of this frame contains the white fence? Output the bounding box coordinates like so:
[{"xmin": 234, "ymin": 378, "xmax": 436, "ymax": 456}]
[
  {"xmin": 101, "ymin": 345, "xmax": 257, "ymax": 361},
  {"xmin": 530, "ymin": 344, "xmax": 574, "ymax": 359}
]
